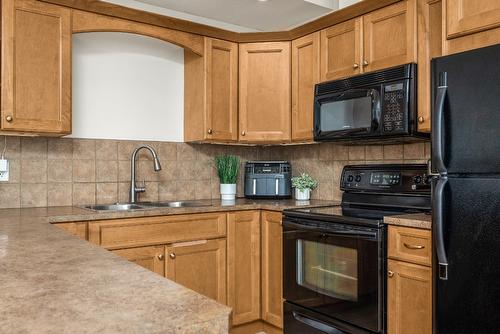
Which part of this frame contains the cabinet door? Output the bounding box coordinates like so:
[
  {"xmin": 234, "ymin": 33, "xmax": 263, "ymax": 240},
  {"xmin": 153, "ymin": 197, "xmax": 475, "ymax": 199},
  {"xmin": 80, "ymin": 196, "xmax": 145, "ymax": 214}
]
[
  {"xmin": 1, "ymin": 0, "xmax": 71, "ymax": 134},
  {"xmin": 292, "ymin": 33, "xmax": 320, "ymax": 142},
  {"xmin": 227, "ymin": 211, "xmax": 261, "ymax": 325},
  {"xmin": 112, "ymin": 246, "xmax": 165, "ymax": 277},
  {"xmin": 320, "ymin": 18, "xmax": 362, "ymax": 81},
  {"xmin": 387, "ymin": 259, "xmax": 432, "ymax": 334},
  {"xmin": 261, "ymin": 211, "xmax": 283, "ymax": 328},
  {"xmin": 166, "ymin": 238, "xmax": 226, "ymax": 304},
  {"xmin": 447, "ymin": 0, "xmax": 500, "ymax": 38},
  {"xmin": 239, "ymin": 42, "xmax": 291, "ymax": 143},
  {"xmin": 417, "ymin": 0, "xmax": 442, "ymax": 132},
  {"xmin": 363, "ymin": 0, "xmax": 416, "ymax": 73},
  {"xmin": 206, "ymin": 38, "xmax": 238, "ymax": 142}
]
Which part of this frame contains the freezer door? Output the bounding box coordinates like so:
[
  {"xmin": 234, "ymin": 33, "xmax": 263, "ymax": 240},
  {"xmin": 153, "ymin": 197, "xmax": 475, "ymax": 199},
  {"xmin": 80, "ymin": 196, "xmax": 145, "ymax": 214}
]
[
  {"xmin": 434, "ymin": 176, "xmax": 500, "ymax": 333},
  {"xmin": 431, "ymin": 44, "xmax": 500, "ymax": 174}
]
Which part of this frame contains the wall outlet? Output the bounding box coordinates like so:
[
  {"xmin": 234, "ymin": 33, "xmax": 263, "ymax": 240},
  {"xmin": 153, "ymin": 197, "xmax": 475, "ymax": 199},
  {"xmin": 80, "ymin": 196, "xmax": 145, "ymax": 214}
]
[{"xmin": 0, "ymin": 159, "xmax": 9, "ymax": 182}]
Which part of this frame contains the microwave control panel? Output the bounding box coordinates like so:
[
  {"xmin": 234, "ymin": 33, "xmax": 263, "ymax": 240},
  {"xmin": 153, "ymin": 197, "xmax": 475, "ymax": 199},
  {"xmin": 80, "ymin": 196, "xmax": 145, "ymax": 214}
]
[{"xmin": 381, "ymin": 82, "xmax": 407, "ymax": 134}]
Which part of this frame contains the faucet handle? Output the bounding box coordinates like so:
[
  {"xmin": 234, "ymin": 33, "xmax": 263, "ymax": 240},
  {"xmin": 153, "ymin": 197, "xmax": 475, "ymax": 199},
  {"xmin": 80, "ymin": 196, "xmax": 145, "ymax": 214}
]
[{"xmin": 136, "ymin": 180, "xmax": 146, "ymax": 193}]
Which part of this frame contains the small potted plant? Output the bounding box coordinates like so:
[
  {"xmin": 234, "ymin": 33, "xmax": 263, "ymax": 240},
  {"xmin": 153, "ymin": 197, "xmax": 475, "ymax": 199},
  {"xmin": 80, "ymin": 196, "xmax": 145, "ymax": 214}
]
[
  {"xmin": 292, "ymin": 173, "xmax": 318, "ymax": 201},
  {"xmin": 215, "ymin": 155, "xmax": 240, "ymax": 201}
]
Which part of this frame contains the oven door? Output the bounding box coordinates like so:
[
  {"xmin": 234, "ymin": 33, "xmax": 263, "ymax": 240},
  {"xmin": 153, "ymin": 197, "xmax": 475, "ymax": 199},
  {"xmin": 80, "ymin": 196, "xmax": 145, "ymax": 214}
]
[
  {"xmin": 283, "ymin": 219, "xmax": 384, "ymax": 333},
  {"xmin": 314, "ymin": 88, "xmax": 381, "ymax": 141}
]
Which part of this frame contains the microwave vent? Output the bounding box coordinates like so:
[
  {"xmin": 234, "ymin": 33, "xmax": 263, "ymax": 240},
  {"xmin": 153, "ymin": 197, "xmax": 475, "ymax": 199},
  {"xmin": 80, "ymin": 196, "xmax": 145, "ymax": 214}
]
[{"xmin": 316, "ymin": 63, "xmax": 415, "ymax": 95}]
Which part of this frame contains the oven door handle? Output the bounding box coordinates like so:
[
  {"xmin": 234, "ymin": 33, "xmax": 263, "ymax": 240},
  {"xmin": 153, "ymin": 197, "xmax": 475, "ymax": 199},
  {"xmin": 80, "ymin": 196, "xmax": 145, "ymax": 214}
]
[
  {"xmin": 292, "ymin": 311, "xmax": 347, "ymax": 334},
  {"xmin": 284, "ymin": 221, "xmax": 378, "ymax": 240}
]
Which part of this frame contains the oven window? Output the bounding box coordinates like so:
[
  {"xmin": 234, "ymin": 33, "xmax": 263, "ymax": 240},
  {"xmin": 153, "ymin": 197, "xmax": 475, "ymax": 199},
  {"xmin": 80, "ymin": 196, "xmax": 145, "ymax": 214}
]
[
  {"xmin": 296, "ymin": 239, "xmax": 358, "ymax": 301},
  {"xmin": 319, "ymin": 96, "xmax": 372, "ymax": 132}
]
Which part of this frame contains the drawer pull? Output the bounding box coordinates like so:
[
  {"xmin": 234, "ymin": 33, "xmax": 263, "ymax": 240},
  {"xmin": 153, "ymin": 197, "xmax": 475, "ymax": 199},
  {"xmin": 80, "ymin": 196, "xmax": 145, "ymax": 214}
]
[{"xmin": 404, "ymin": 242, "xmax": 425, "ymax": 250}]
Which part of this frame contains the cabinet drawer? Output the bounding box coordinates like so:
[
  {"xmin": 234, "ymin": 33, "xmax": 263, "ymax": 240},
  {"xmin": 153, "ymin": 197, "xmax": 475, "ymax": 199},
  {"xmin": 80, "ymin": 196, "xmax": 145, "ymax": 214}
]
[
  {"xmin": 88, "ymin": 212, "xmax": 226, "ymax": 249},
  {"xmin": 388, "ymin": 226, "xmax": 432, "ymax": 266}
]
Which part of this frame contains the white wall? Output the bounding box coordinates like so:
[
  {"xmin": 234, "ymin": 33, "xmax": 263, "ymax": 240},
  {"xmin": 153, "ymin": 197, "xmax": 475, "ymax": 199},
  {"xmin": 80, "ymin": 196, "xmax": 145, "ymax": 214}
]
[{"xmin": 71, "ymin": 32, "xmax": 184, "ymax": 142}]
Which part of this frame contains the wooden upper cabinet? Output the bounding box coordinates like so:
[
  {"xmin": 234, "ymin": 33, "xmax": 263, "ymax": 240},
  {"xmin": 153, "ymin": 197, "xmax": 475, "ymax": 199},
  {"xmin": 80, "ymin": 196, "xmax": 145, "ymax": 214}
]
[
  {"xmin": 261, "ymin": 211, "xmax": 283, "ymax": 329},
  {"xmin": 387, "ymin": 259, "xmax": 432, "ymax": 334},
  {"xmin": 292, "ymin": 32, "xmax": 320, "ymax": 142},
  {"xmin": 239, "ymin": 42, "xmax": 291, "ymax": 143},
  {"xmin": 320, "ymin": 18, "xmax": 361, "ymax": 81},
  {"xmin": 205, "ymin": 38, "xmax": 239, "ymax": 142},
  {"xmin": 363, "ymin": 0, "xmax": 416, "ymax": 73},
  {"xmin": 447, "ymin": 0, "xmax": 500, "ymax": 38},
  {"xmin": 112, "ymin": 246, "xmax": 165, "ymax": 277},
  {"xmin": 166, "ymin": 238, "xmax": 227, "ymax": 304},
  {"xmin": 227, "ymin": 211, "xmax": 261, "ymax": 326},
  {"xmin": 417, "ymin": 0, "xmax": 442, "ymax": 132},
  {"xmin": 184, "ymin": 38, "xmax": 238, "ymax": 142},
  {"xmin": 1, "ymin": 0, "xmax": 71, "ymax": 135}
]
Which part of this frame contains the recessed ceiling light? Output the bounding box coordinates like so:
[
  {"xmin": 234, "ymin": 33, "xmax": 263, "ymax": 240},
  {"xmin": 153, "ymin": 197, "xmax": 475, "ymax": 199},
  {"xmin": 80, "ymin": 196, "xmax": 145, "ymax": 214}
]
[{"xmin": 257, "ymin": 0, "xmax": 269, "ymax": 2}]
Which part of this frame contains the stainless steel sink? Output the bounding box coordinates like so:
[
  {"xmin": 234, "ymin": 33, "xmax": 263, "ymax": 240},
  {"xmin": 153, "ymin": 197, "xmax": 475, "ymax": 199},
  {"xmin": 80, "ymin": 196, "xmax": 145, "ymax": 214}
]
[
  {"xmin": 140, "ymin": 200, "xmax": 213, "ymax": 208},
  {"xmin": 82, "ymin": 200, "xmax": 213, "ymax": 212},
  {"xmin": 83, "ymin": 203, "xmax": 146, "ymax": 211}
]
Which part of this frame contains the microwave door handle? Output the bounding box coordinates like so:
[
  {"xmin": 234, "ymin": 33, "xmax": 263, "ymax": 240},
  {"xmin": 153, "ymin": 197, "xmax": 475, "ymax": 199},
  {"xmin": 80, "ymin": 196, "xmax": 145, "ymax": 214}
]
[
  {"xmin": 329, "ymin": 128, "xmax": 369, "ymax": 136},
  {"xmin": 292, "ymin": 311, "xmax": 347, "ymax": 334}
]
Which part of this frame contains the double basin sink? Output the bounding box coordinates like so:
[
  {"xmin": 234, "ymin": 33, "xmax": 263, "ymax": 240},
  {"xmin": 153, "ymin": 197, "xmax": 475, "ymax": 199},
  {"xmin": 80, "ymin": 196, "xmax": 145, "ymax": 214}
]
[{"xmin": 83, "ymin": 200, "xmax": 213, "ymax": 212}]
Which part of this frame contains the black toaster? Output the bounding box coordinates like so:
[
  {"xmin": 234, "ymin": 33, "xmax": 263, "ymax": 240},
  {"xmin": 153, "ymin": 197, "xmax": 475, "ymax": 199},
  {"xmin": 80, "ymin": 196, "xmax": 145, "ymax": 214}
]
[{"xmin": 244, "ymin": 161, "xmax": 292, "ymax": 199}]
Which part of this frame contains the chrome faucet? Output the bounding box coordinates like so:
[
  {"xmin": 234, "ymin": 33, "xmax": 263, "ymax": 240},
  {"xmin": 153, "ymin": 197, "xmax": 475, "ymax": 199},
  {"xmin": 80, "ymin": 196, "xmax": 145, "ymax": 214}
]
[{"xmin": 129, "ymin": 145, "xmax": 162, "ymax": 203}]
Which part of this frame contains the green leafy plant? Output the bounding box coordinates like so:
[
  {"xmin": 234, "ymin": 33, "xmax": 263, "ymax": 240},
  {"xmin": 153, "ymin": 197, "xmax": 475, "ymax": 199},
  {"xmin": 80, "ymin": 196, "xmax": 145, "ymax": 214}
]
[
  {"xmin": 215, "ymin": 155, "xmax": 240, "ymax": 184},
  {"xmin": 292, "ymin": 173, "xmax": 318, "ymax": 191}
]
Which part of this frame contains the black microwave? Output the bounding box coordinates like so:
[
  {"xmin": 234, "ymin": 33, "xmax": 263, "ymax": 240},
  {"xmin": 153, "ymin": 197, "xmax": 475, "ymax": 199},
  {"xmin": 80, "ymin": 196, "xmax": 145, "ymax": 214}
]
[{"xmin": 313, "ymin": 63, "xmax": 428, "ymax": 143}]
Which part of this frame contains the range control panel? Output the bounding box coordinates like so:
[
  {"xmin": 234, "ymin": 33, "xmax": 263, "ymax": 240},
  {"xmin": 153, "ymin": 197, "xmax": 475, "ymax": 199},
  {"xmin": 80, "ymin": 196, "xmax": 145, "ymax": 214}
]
[
  {"xmin": 341, "ymin": 164, "xmax": 430, "ymax": 194},
  {"xmin": 381, "ymin": 82, "xmax": 408, "ymax": 134}
]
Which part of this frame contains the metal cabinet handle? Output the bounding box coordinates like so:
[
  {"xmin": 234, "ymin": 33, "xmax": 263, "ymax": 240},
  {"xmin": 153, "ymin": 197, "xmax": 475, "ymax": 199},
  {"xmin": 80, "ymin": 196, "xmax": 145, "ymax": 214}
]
[
  {"xmin": 158, "ymin": 254, "xmax": 164, "ymax": 260},
  {"xmin": 388, "ymin": 270, "xmax": 394, "ymax": 278},
  {"xmin": 353, "ymin": 63, "xmax": 359, "ymax": 69},
  {"xmin": 241, "ymin": 131, "xmax": 246, "ymax": 136},
  {"xmin": 363, "ymin": 60, "xmax": 369, "ymax": 66},
  {"xmin": 207, "ymin": 128, "xmax": 213, "ymax": 134},
  {"xmin": 404, "ymin": 242, "xmax": 425, "ymax": 250},
  {"xmin": 169, "ymin": 253, "xmax": 176, "ymax": 259},
  {"xmin": 418, "ymin": 116, "xmax": 425, "ymax": 124},
  {"xmin": 5, "ymin": 115, "xmax": 13, "ymax": 122}
]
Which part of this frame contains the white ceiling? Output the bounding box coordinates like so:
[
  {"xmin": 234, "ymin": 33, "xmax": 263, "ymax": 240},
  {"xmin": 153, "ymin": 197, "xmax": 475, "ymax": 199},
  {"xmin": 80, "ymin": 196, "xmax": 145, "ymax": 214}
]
[{"xmin": 106, "ymin": 0, "xmax": 361, "ymax": 32}]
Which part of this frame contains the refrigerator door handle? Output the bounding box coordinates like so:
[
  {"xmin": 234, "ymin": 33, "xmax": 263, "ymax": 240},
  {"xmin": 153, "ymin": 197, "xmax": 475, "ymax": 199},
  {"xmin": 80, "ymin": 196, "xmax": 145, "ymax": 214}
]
[
  {"xmin": 433, "ymin": 176, "xmax": 449, "ymax": 280},
  {"xmin": 432, "ymin": 72, "xmax": 448, "ymax": 174}
]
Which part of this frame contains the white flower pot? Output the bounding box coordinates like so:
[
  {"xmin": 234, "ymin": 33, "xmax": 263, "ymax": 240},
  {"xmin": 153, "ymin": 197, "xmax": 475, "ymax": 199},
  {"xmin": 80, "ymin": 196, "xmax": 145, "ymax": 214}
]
[
  {"xmin": 220, "ymin": 183, "xmax": 237, "ymax": 201},
  {"xmin": 295, "ymin": 188, "xmax": 311, "ymax": 201}
]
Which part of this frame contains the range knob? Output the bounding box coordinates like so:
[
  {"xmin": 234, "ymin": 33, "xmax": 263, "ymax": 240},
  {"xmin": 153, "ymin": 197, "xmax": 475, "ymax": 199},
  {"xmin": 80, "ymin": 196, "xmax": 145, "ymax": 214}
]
[
  {"xmin": 413, "ymin": 175, "xmax": 423, "ymax": 184},
  {"xmin": 347, "ymin": 175, "xmax": 354, "ymax": 182},
  {"xmin": 355, "ymin": 175, "xmax": 362, "ymax": 182}
]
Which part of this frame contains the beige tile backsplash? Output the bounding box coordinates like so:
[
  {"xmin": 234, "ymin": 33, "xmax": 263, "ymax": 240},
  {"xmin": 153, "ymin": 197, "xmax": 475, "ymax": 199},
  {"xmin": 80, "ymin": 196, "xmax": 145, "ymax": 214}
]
[{"xmin": 0, "ymin": 136, "xmax": 430, "ymax": 208}]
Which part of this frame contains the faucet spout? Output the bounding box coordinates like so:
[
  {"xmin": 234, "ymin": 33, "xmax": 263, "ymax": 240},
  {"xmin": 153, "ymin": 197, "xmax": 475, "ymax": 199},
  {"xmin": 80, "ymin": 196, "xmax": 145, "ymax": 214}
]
[{"xmin": 129, "ymin": 145, "xmax": 162, "ymax": 203}]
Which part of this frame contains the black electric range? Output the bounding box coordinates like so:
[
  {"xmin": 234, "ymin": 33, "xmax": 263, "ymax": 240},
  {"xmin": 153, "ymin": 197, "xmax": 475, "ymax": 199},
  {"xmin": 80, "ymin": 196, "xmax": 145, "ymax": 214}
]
[{"xmin": 283, "ymin": 164, "xmax": 431, "ymax": 334}]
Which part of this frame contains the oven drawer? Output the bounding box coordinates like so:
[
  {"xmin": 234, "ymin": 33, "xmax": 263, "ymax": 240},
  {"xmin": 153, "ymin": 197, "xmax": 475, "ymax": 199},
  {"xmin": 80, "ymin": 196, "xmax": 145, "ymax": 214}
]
[{"xmin": 388, "ymin": 226, "xmax": 432, "ymax": 266}]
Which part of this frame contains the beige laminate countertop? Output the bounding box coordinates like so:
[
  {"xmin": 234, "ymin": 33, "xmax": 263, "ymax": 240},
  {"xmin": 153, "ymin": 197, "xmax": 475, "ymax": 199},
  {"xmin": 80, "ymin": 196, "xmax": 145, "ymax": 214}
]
[
  {"xmin": 0, "ymin": 199, "xmax": 337, "ymax": 334},
  {"xmin": 384, "ymin": 213, "xmax": 432, "ymax": 230}
]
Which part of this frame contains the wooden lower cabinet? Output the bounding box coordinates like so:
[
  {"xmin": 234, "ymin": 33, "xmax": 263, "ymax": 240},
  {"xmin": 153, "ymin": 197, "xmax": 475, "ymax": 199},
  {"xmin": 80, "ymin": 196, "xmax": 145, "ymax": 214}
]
[
  {"xmin": 227, "ymin": 211, "xmax": 261, "ymax": 325},
  {"xmin": 112, "ymin": 245, "xmax": 165, "ymax": 276},
  {"xmin": 387, "ymin": 259, "xmax": 432, "ymax": 334},
  {"xmin": 166, "ymin": 238, "xmax": 227, "ymax": 304},
  {"xmin": 261, "ymin": 211, "xmax": 283, "ymax": 329}
]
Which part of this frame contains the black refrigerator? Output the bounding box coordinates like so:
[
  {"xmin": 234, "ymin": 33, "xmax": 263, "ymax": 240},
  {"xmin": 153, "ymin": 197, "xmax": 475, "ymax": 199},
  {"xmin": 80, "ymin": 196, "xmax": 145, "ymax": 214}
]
[{"xmin": 431, "ymin": 44, "xmax": 500, "ymax": 333}]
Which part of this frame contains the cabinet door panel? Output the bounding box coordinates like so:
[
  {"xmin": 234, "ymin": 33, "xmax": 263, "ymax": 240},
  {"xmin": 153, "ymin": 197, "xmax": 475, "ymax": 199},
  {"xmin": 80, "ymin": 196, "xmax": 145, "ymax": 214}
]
[
  {"xmin": 261, "ymin": 211, "xmax": 283, "ymax": 328},
  {"xmin": 227, "ymin": 211, "xmax": 261, "ymax": 325},
  {"xmin": 320, "ymin": 18, "xmax": 361, "ymax": 81},
  {"xmin": 166, "ymin": 238, "xmax": 226, "ymax": 304},
  {"xmin": 363, "ymin": 1, "xmax": 416, "ymax": 73},
  {"xmin": 239, "ymin": 42, "xmax": 291, "ymax": 142},
  {"xmin": 447, "ymin": 0, "xmax": 500, "ymax": 38},
  {"xmin": 1, "ymin": 0, "xmax": 71, "ymax": 134},
  {"xmin": 292, "ymin": 33, "xmax": 320, "ymax": 142},
  {"xmin": 113, "ymin": 246, "xmax": 165, "ymax": 277},
  {"xmin": 387, "ymin": 259, "xmax": 432, "ymax": 334},
  {"xmin": 206, "ymin": 38, "xmax": 238, "ymax": 141}
]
